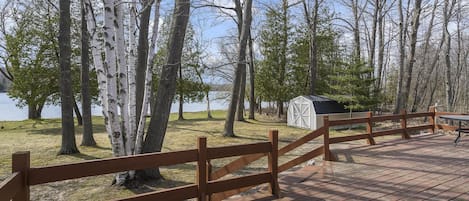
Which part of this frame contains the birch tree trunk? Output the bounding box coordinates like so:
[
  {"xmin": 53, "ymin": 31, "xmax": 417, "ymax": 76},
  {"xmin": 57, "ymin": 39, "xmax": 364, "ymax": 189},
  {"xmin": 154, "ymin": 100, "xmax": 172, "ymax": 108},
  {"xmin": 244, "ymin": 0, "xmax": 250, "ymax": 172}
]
[
  {"xmin": 84, "ymin": 0, "xmax": 109, "ymax": 136},
  {"xmin": 127, "ymin": 0, "xmax": 138, "ymax": 155},
  {"xmin": 224, "ymin": 0, "xmax": 252, "ymax": 137},
  {"xmin": 139, "ymin": 0, "xmax": 190, "ymax": 179},
  {"xmin": 58, "ymin": 0, "xmax": 79, "ymax": 155},
  {"xmin": 135, "ymin": 0, "xmax": 153, "ymax": 125},
  {"xmin": 103, "ymin": 0, "xmax": 126, "ymax": 184},
  {"xmin": 114, "ymin": 0, "xmax": 131, "ymax": 156},
  {"xmin": 135, "ymin": 0, "xmax": 161, "ymax": 155}
]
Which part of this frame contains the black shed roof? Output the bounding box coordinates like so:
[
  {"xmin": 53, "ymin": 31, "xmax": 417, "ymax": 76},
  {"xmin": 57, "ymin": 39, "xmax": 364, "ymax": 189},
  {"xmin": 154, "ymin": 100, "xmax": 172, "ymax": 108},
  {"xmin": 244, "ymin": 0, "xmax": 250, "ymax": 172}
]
[{"xmin": 302, "ymin": 95, "xmax": 349, "ymax": 114}]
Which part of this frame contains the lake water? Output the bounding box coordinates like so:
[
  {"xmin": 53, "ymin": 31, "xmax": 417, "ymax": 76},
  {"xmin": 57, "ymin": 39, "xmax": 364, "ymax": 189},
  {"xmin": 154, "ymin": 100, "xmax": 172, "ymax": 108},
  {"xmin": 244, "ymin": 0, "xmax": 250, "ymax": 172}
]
[{"xmin": 0, "ymin": 92, "xmax": 231, "ymax": 121}]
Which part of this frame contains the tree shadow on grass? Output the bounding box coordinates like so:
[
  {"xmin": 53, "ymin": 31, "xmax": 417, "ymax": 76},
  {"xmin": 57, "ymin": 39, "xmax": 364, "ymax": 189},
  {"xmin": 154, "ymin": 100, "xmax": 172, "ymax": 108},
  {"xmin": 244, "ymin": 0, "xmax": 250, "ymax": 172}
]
[
  {"xmin": 80, "ymin": 144, "xmax": 111, "ymax": 151},
  {"xmin": 27, "ymin": 124, "xmax": 106, "ymax": 136},
  {"xmin": 243, "ymin": 119, "xmax": 286, "ymax": 126},
  {"xmin": 128, "ymin": 179, "xmax": 193, "ymax": 195},
  {"xmin": 234, "ymin": 135, "xmax": 296, "ymax": 144},
  {"xmin": 28, "ymin": 127, "xmax": 62, "ymax": 135},
  {"xmin": 68, "ymin": 152, "xmax": 102, "ymax": 160}
]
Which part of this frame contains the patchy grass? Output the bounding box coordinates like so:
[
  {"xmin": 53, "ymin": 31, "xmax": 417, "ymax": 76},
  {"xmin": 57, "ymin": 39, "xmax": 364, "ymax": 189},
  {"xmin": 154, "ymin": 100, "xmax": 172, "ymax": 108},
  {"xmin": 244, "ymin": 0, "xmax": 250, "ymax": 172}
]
[
  {"xmin": 0, "ymin": 111, "xmax": 316, "ymax": 200},
  {"xmin": 0, "ymin": 111, "xmax": 409, "ymax": 200}
]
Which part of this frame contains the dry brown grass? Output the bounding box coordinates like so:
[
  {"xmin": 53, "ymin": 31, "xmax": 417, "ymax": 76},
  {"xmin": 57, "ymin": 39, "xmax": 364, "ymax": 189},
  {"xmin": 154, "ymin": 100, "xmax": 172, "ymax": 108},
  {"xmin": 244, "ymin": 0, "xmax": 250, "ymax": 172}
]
[
  {"xmin": 0, "ymin": 111, "xmax": 416, "ymax": 200},
  {"xmin": 0, "ymin": 111, "xmax": 321, "ymax": 200}
]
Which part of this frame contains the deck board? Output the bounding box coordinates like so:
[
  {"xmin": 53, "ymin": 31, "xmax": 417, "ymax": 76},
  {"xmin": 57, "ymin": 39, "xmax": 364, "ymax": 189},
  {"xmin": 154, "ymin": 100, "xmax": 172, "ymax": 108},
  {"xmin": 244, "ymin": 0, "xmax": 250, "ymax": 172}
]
[{"xmin": 227, "ymin": 133, "xmax": 469, "ymax": 201}]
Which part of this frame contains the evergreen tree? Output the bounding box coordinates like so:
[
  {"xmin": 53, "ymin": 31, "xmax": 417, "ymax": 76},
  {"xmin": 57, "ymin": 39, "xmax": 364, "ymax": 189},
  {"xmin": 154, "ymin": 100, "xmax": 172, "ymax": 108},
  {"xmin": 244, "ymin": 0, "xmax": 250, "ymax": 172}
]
[
  {"xmin": 327, "ymin": 61, "xmax": 379, "ymax": 115},
  {"xmin": 256, "ymin": 3, "xmax": 290, "ymax": 117}
]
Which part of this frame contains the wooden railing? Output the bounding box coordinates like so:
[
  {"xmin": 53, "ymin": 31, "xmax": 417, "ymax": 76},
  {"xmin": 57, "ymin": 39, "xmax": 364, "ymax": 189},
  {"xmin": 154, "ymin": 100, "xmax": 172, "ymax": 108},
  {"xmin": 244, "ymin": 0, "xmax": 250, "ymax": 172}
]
[
  {"xmin": 208, "ymin": 128, "xmax": 327, "ymax": 200},
  {"xmin": 322, "ymin": 107, "xmax": 464, "ymax": 160},
  {"xmin": 0, "ymin": 132, "xmax": 279, "ymax": 201},
  {"xmin": 2, "ymin": 108, "xmax": 463, "ymax": 201}
]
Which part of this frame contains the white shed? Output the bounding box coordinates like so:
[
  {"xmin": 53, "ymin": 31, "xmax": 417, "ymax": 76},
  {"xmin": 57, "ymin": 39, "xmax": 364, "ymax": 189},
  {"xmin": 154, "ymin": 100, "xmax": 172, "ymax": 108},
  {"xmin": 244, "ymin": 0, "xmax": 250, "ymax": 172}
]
[{"xmin": 287, "ymin": 95, "xmax": 368, "ymax": 130}]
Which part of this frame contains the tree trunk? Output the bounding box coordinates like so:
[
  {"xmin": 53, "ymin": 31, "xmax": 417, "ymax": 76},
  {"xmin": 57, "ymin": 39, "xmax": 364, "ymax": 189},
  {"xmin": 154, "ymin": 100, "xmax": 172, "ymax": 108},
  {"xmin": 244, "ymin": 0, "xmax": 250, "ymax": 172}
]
[
  {"xmin": 302, "ymin": 0, "xmax": 319, "ymax": 95},
  {"xmin": 135, "ymin": 0, "xmax": 162, "ymax": 157},
  {"xmin": 139, "ymin": 0, "xmax": 190, "ymax": 180},
  {"xmin": 444, "ymin": 0, "xmax": 456, "ymax": 112},
  {"xmin": 236, "ymin": 67, "xmax": 246, "ymax": 121},
  {"xmin": 84, "ymin": 0, "xmax": 109, "ymax": 137},
  {"xmin": 127, "ymin": 0, "xmax": 138, "ymax": 154},
  {"xmin": 28, "ymin": 104, "xmax": 42, "ymax": 119},
  {"xmin": 376, "ymin": 0, "xmax": 385, "ymax": 91},
  {"xmin": 224, "ymin": 0, "xmax": 252, "ymax": 137},
  {"xmin": 135, "ymin": 0, "xmax": 153, "ymax": 127},
  {"xmin": 248, "ymin": 32, "xmax": 255, "ymax": 120},
  {"xmin": 277, "ymin": 101, "xmax": 283, "ymax": 118},
  {"xmin": 58, "ymin": 0, "xmax": 79, "ymax": 155},
  {"xmin": 234, "ymin": 0, "xmax": 245, "ymax": 122},
  {"xmin": 206, "ymin": 91, "xmax": 212, "ymax": 119},
  {"xmin": 80, "ymin": 0, "xmax": 95, "ymax": 146},
  {"xmin": 178, "ymin": 64, "xmax": 184, "ymax": 120},
  {"xmin": 410, "ymin": 0, "xmax": 439, "ymax": 112},
  {"xmin": 394, "ymin": 0, "xmax": 409, "ymax": 114},
  {"xmin": 399, "ymin": 0, "xmax": 422, "ymax": 112},
  {"xmin": 352, "ymin": 0, "xmax": 361, "ymax": 61},
  {"xmin": 73, "ymin": 98, "xmax": 83, "ymax": 126},
  {"xmin": 368, "ymin": 0, "xmax": 379, "ymax": 74},
  {"xmin": 115, "ymin": 0, "xmax": 132, "ymax": 156},
  {"xmin": 103, "ymin": 0, "xmax": 126, "ymax": 184}
]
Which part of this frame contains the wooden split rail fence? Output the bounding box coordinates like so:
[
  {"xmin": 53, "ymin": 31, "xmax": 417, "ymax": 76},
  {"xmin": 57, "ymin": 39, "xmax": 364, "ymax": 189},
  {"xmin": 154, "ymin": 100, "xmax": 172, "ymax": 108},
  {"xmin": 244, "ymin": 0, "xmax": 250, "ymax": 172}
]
[{"xmin": 0, "ymin": 107, "xmax": 462, "ymax": 201}]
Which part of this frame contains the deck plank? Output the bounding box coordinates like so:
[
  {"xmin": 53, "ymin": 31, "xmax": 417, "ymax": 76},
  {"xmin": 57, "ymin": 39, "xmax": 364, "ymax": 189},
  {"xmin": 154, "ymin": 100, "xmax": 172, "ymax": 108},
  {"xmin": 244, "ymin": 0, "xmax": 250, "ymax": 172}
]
[{"xmin": 227, "ymin": 133, "xmax": 469, "ymax": 201}]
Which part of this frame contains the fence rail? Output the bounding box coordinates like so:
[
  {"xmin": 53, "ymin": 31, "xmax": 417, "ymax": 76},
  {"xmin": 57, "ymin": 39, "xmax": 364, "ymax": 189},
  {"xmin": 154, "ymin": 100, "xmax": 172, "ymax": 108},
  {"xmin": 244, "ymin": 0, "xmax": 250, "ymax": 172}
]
[
  {"xmin": 1, "ymin": 107, "xmax": 463, "ymax": 201},
  {"xmin": 0, "ymin": 133, "xmax": 279, "ymax": 201}
]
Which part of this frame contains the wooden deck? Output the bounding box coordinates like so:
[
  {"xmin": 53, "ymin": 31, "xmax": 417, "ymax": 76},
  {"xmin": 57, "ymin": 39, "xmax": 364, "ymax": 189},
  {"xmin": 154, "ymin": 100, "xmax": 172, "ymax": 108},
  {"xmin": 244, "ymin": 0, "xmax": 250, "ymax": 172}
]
[{"xmin": 229, "ymin": 133, "xmax": 469, "ymax": 201}]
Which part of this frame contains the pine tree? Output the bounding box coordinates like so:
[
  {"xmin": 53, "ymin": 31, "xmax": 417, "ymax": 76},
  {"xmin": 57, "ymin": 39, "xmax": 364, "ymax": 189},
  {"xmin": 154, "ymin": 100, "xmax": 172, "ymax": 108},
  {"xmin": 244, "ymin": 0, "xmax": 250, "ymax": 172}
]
[{"xmin": 327, "ymin": 61, "xmax": 379, "ymax": 116}]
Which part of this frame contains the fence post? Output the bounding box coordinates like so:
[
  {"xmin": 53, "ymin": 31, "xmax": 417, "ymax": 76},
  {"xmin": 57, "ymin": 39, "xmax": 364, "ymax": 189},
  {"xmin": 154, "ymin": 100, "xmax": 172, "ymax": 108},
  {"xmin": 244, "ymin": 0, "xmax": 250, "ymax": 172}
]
[
  {"xmin": 12, "ymin": 151, "xmax": 30, "ymax": 201},
  {"xmin": 268, "ymin": 130, "xmax": 280, "ymax": 198},
  {"xmin": 400, "ymin": 110, "xmax": 410, "ymax": 139},
  {"xmin": 366, "ymin": 112, "xmax": 376, "ymax": 145},
  {"xmin": 323, "ymin": 116, "xmax": 333, "ymax": 161},
  {"xmin": 207, "ymin": 160, "xmax": 212, "ymax": 201},
  {"xmin": 429, "ymin": 106, "xmax": 436, "ymax": 134},
  {"xmin": 197, "ymin": 137, "xmax": 208, "ymax": 201}
]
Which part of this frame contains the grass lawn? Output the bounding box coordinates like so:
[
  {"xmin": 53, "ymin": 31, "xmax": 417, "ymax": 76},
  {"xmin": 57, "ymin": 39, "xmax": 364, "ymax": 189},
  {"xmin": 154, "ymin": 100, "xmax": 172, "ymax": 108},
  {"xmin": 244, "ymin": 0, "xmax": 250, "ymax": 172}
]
[
  {"xmin": 0, "ymin": 110, "xmax": 400, "ymax": 201},
  {"xmin": 0, "ymin": 111, "xmax": 308, "ymax": 200}
]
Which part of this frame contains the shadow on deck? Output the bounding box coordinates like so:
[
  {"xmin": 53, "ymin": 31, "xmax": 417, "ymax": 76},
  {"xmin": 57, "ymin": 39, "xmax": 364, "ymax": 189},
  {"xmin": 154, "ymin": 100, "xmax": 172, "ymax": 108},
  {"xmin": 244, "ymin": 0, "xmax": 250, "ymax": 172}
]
[{"xmin": 229, "ymin": 133, "xmax": 469, "ymax": 201}]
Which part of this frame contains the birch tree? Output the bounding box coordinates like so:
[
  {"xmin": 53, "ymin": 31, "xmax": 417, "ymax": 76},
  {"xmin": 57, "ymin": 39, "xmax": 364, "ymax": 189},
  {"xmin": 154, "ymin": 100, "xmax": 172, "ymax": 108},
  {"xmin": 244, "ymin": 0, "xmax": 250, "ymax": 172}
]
[
  {"xmin": 135, "ymin": 0, "xmax": 153, "ymax": 125},
  {"xmin": 139, "ymin": 0, "xmax": 191, "ymax": 179},
  {"xmin": 83, "ymin": 0, "xmax": 164, "ymax": 184}
]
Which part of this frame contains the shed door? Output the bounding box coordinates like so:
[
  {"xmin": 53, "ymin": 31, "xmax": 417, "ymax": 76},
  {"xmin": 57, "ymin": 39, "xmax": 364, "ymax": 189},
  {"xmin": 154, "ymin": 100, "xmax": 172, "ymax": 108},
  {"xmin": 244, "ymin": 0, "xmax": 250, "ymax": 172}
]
[{"xmin": 292, "ymin": 102, "xmax": 310, "ymax": 128}]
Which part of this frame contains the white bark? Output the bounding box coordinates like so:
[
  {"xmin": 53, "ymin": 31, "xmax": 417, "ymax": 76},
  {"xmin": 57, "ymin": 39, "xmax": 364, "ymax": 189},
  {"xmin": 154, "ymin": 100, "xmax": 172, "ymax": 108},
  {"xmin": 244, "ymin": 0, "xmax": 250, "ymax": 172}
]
[
  {"xmin": 127, "ymin": 0, "xmax": 138, "ymax": 155},
  {"xmin": 115, "ymin": 0, "xmax": 131, "ymax": 157},
  {"xmin": 103, "ymin": 0, "xmax": 126, "ymax": 184},
  {"xmin": 136, "ymin": 0, "xmax": 161, "ymax": 154},
  {"xmin": 84, "ymin": 0, "xmax": 110, "ymax": 135}
]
